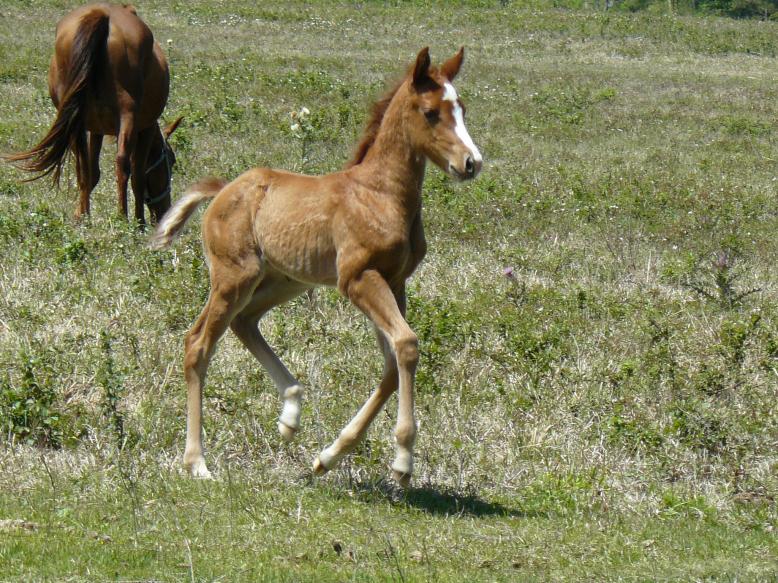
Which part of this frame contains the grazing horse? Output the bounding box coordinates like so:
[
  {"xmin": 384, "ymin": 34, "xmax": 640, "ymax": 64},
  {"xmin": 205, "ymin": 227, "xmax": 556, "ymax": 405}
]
[
  {"xmin": 4, "ymin": 3, "xmax": 179, "ymax": 225},
  {"xmin": 151, "ymin": 47, "xmax": 482, "ymax": 486}
]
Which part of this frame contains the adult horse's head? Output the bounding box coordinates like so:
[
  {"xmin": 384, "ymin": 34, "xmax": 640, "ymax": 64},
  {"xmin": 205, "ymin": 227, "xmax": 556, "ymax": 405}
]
[
  {"xmin": 145, "ymin": 115, "xmax": 183, "ymax": 223},
  {"xmin": 407, "ymin": 47, "xmax": 482, "ymax": 180}
]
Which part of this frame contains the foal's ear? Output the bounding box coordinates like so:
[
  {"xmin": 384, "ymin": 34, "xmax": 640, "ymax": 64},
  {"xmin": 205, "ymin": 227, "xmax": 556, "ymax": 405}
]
[
  {"xmin": 412, "ymin": 47, "xmax": 431, "ymax": 88},
  {"xmin": 440, "ymin": 47, "xmax": 464, "ymax": 81},
  {"xmin": 163, "ymin": 116, "xmax": 184, "ymax": 139}
]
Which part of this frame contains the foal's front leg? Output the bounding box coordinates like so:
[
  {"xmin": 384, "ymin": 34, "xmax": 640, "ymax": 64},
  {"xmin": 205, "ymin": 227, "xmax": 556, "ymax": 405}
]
[{"xmin": 314, "ymin": 271, "xmax": 417, "ymax": 487}]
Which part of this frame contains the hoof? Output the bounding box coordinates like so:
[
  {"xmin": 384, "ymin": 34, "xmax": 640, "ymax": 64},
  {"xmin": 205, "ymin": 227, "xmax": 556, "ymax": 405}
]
[
  {"xmin": 186, "ymin": 459, "xmax": 213, "ymax": 480},
  {"xmin": 391, "ymin": 470, "xmax": 411, "ymax": 489},
  {"xmin": 312, "ymin": 457, "xmax": 330, "ymax": 476},
  {"xmin": 278, "ymin": 422, "xmax": 297, "ymax": 442}
]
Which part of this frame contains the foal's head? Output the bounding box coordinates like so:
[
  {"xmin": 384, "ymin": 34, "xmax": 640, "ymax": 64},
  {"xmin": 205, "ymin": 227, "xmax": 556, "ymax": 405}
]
[
  {"xmin": 406, "ymin": 47, "xmax": 482, "ymax": 180},
  {"xmin": 145, "ymin": 116, "xmax": 183, "ymax": 223}
]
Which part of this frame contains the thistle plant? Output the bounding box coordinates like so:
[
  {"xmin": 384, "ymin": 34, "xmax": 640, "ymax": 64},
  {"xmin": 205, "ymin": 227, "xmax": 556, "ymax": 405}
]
[
  {"xmin": 684, "ymin": 251, "xmax": 760, "ymax": 309},
  {"xmin": 290, "ymin": 106, "xmax": 314, "ymax": 171}
]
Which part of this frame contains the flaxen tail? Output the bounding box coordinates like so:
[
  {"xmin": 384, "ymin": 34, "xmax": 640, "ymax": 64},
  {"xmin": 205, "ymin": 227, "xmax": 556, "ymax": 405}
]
[
  {"xmin": 149, "ymin": 177, "xmax": 228, "ymax": 249},
  {"xmin": 3, "ymin": 10, "xmax": 109, "ymax": 184}
]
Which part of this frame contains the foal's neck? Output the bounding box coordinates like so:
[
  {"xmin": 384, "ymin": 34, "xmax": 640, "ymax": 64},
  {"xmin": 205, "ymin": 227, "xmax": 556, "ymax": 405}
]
[{"xmin": 353, "ymin": 86, "xmax": 426, "ymax": 215}]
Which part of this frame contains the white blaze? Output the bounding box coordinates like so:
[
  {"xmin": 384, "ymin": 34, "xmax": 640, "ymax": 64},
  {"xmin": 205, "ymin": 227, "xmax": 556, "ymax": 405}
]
[{"xmin": 443, "ymin": 83, "xmax": 482, "ymax": 163}]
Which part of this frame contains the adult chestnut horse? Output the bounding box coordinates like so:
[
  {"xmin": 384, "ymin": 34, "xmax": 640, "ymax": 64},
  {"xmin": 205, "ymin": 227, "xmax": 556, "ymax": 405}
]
[
  {"xmin": 5, "ymin": 3, "xmax": 179, "ymax": 225},
  {"xmin": 152, "ymin": 48, "xmax": 482, "ymax": 486}
]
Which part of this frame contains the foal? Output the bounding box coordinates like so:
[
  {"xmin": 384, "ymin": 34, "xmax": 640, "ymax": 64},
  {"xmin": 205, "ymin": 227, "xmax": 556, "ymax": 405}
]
[
  {"xmin": 152, "ymin": 47, "xmax": 482, "ymax": 486},
  {"xmin": 5, "ymin": 4, "xmax": 179, "ymax": 225}
]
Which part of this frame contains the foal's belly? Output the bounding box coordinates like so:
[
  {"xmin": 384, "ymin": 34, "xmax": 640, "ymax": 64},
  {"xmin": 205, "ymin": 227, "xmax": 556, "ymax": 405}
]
[{"xmin": 256, "ymin": 219, "xmax": 338, "ymax": 286}]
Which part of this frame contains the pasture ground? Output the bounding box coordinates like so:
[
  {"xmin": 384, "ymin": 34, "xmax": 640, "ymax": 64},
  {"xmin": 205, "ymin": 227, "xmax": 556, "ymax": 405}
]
[{"xmin": 0, "ymin": 1, "xmax": 776, "ymax": 580}]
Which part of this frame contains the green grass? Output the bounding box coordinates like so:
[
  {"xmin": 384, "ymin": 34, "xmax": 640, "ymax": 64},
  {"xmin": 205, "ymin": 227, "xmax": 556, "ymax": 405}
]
[{"xmin": 0, "ymin": 1, "xmax": 777, "ymax": 580}]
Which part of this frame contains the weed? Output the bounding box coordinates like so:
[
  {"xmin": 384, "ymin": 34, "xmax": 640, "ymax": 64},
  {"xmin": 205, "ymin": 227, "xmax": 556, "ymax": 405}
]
[
  {"xmin": 670, "ymin": 398, "xmax": 730, "ymax": 454},
  {"xmin": 0, "ymin": 349, "xmax": 61, "ymax": 447},
  {"xmin": 97, "ymin": 330, "xmax": 126, "ymax": 450},
  {"xmin": 56, "ymin": 238, "xmax": 88, "ymax": 265},
  {"xmin": 289, "ymin": 106, "xmax": 315, "ymax": 171},
  {"xmin": 718, "ymin": 313, "xmax": 761, "ymax": 369},
  {"xmin": 684, "ymin": 251, "xmax": 761, "ymax": 308}
]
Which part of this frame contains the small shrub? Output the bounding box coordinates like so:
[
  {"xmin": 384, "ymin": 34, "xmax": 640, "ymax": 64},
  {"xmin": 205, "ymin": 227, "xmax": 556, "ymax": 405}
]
[
  {"xmin": 718, "ymin": 313, "xmax": 760, "ymax": 369},
  {"xmin": 607, "ymin": 404, "xmax": 664, "ymax": 452},
  {"xmin": 407, "ymin": 293, "xmax": 474, "ymax": 394},
  {"xmin": 0, "ymin": 351, "xmax": 61, "ymax": 447},
  {"xmin": 57, "ymin": 238, "xmax": 89, "ymax": 265},
  {"xmin": 670, "ymin": 398, "xmax": 729, "ymax": 454},
  {"xmin": 97, "ymin": 330, "xmax": 126, "ymax": 450}
]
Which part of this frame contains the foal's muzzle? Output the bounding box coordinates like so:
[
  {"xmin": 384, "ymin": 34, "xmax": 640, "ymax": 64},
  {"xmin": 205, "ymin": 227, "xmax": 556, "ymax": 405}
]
[
  {"xmin": 464, "ymin": 154, "xmax": 481, "ymax": 179},
  {"xmin": 452, "ymin": 153, "xmax": 481, "ymax": 180}
]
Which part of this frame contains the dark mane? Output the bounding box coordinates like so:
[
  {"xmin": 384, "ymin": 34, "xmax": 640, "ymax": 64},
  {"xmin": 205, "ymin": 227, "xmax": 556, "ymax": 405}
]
[{"xmin": 345, "ymin": 78, "xmax": 405, "ymax": 169}]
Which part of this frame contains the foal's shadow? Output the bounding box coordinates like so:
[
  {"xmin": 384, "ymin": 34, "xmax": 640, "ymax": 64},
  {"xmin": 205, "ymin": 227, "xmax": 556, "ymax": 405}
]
[
  {"xmin": 401, "ymin": 485, "xmax": 522, "ymax": 518},
  {"xmin": 341, "ymin": 477, "xmax": 523, "ymax": 518}
]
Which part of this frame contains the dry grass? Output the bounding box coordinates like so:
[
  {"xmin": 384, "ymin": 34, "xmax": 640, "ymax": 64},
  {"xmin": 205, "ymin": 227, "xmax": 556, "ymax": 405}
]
[{"xmin": 0, "ymin": 1, "xmax": 776, "ymax": 580}]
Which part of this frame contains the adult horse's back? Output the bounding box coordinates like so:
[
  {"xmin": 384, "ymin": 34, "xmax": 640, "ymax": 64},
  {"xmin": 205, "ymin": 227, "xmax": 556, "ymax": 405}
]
[{"xmin": 5, "ymin": 3, "xmax": 179, "ymax": 225}]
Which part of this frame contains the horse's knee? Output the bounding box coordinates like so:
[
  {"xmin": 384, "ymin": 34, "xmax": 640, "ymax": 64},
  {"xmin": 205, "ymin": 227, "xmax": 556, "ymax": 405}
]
[
  {"xmin": 394, "ymin": 333, "xmax": 419, "ymax": 369},
  {"xmin": 115, "ymin": 152, "xmax": 130, "ymax": 177},
  {"xmin": 229, "ymin": 315, "xmax": 253, "ymax": 338},
  {"xmin": 183, "ymin": 329, "xmax": 206, "ymax": 371}
]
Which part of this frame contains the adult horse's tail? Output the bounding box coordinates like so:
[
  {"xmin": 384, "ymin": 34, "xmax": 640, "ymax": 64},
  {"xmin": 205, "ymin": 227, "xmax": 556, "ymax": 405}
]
[
  {"xmin": 4, "ymin": 10, "xmax": 109, "ymax": 184},
  {"xmin": 149, "ymin": 177, "xmax": 228, "ymax": 250}
]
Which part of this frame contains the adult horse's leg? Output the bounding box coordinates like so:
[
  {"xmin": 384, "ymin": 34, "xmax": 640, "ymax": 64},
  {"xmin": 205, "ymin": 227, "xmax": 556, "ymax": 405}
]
[
  {"xmin": 182, "ymin": 259, "xmax": 261, "ymax": 478},
  {"xmin": 114, "ymin": 113, "xmax": 137, "ymax": 219},
  {"xmin": 230, "ymin": 275, "xmax": 311, "ymax": 442},
  {"xmin": 86, "ymin": 132, "xmax": 103, "ymax": 210},
  {"xmin": 130, "ymin": 127, "xmax": 154, "ymax": 225},
  {"xmin": 315, "ymin": 271, "xmax": 417, "ymax": 487},
  {"xmin": 72, "ymin": 129, "xmax": 90, "ymax": 220},
  {"xmin": 75, "ymin": 132, "xmax": 103, "ymax": 219}
]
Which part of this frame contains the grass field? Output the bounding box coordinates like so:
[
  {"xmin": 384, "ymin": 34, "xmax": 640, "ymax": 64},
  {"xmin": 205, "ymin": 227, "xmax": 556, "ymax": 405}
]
[{"xmin": 1, "ymin": 1, "xmax": 777, "ymax": 580}]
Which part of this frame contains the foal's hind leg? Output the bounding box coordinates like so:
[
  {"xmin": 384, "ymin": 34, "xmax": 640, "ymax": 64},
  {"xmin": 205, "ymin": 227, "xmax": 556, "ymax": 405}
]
[
  {"xmin": 230, "ymin": 275, "xmax": 311, "ymax": 442},
  {"xmin": 182, "ymin": 262, "xmax": 261, "ymax": 478}
]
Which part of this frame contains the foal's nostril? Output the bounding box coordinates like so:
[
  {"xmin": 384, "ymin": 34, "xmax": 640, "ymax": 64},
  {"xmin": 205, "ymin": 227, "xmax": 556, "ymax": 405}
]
[{"xmin": 465, "ymin": 156, "xmax": 475, "ymax": 177}]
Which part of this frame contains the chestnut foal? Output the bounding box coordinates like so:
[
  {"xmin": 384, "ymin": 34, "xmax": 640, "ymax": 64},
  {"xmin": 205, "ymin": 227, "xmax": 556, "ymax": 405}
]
[
  {"xmin": 152, "ymin": 47, "xmax": 482, "ymax": 486},
  {"xmin": 6, "ymin": 4, "xmax": 179, "ymax": 225}
]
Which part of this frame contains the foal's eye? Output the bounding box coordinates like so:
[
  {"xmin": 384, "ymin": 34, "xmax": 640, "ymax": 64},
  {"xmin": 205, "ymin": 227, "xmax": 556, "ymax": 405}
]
[{"xmin": 423, "ymin": 109, "xmax": 439, "ymax": 123}]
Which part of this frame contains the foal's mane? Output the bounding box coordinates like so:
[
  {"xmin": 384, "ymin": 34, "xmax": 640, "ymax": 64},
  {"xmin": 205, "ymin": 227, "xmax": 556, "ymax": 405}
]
[
  {"xmin": 345, "ymin": 78, "xmax": 404, "ymax": 169},
  {"xmin": 346, "ymin": 62, "xmax": 445, "ymax": 169}
]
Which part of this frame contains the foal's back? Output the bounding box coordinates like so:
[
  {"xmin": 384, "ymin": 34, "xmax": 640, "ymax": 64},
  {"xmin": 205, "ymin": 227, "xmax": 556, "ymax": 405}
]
[{"xmin": 48, "ymin": 3, "xmax": 169, "ymax": 135}]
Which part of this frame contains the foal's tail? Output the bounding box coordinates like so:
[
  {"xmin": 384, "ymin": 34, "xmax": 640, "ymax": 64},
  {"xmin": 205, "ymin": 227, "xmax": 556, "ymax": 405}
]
[
  {"xmin": 149, "ymin": 177, "xmax": 228, "ymax": 250},
  {"xmin": 3, "ymin": 10, "xmax": 109, "ymax": 184}
]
